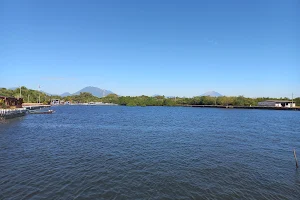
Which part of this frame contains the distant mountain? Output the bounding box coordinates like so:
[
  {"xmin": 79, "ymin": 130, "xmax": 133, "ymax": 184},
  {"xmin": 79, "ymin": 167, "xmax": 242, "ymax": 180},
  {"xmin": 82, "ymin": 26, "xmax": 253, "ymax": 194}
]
[
  {"xmin": 41, "ymin": 91, "xmax": 55, "ymax": 96},
  {"xmin": 201, "ymin": 91, "xmax": 223, "ymax": 97},
  {"xmin": 47, "ymin": 87, "xmax": 114, "ymax": 97},
  {"xmin": 9, "ymin": 87, "xmax": 18, "ymax": 90},
  {"xmin": 152, "ymin": 94, "xmax": 163, "ymax": 97},
  {"xmin": 5, "ymin": 86, "xmax": 114, "ymax": 98},
  {"xmin": 73, "ymin": 86, "xmax": 113, "ymax": 98},
  {"xmin": 61, "ymin": 92, "xmax": 72, "ymax": 97}
]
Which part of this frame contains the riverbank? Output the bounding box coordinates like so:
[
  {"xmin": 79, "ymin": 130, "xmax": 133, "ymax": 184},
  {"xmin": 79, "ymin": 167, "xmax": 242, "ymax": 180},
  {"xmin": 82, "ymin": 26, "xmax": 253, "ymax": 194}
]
[
  {"xmin": 184, "ymin": 104, "xmax": 300, "ymax": 111},
  {"xmin": 51, "ymin": 102, "xmax": 118, "ymax": 106},
  {"xmin": 47, "ymin": 103, "xmax": 299, "ymax": 111}
]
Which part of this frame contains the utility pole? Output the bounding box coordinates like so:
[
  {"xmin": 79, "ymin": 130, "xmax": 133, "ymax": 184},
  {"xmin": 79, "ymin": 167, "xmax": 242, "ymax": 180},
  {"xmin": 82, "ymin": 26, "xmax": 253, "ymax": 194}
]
[
  {"xmin": 19, "ymin": 86, "xmax": 22, "ymax": 98},
  {"xmin": 28, "ymin": 94, "xmax": 29, "ymax": 103},
  {"xmin": 292, "ymin": 93, "xmax": 294, "ymax": 107}
]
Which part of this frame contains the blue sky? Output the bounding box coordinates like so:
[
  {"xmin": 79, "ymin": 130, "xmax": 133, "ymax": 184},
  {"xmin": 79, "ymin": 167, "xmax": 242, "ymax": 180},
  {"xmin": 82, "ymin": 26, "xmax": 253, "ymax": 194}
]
[{"xmin": 1, "ymin": 0, "xmax": 299, "ymax": 97}]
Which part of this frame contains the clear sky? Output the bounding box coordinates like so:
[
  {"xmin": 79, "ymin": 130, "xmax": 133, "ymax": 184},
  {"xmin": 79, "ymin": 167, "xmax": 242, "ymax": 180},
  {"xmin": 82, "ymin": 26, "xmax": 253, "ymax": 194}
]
[{"xmin": 1, "ymin": 0, "xmax": 299, "ymax": 97}]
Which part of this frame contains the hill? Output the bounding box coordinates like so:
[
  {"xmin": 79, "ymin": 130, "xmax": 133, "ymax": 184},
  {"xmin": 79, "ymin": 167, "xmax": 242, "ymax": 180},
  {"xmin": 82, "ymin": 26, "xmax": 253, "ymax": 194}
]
[
  {"xmin": 73, "ymin": 86, "xmax": 113, "ymax": 98},
  {"xmin": 201, "ymin": 91, "xmax": 223, "ymax": 97},
  {"xmin": 61, "ymin": 92, "xmax": 72, "ymax": 97}
]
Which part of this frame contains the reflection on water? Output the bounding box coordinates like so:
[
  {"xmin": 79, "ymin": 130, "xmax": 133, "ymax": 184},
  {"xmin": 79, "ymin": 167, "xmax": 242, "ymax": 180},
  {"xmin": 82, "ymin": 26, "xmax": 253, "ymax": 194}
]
[{"xmin": 1, "ymin": 106, "xmax": 300, "ymax": 199}]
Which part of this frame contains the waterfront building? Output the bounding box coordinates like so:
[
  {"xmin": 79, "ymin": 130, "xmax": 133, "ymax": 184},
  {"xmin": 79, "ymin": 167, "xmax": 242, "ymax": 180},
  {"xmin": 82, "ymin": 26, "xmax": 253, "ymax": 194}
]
[
  {"xmin": 51, "ymin": 99, "xmax": 60, "ymax": 105},
  {"xmin": 258, "ymin": 100, "xmax": 296, "ymax": 108},
  {"xmin": 0, "ymin": 96, "xmax": 23, "ymax": 108}
]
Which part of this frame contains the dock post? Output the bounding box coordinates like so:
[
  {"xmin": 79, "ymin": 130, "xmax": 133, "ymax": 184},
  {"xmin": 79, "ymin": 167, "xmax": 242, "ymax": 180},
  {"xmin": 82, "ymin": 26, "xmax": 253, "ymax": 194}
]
[{"xmin": 294, "ymin": 149, "xmax": 299, "ymax": 169}]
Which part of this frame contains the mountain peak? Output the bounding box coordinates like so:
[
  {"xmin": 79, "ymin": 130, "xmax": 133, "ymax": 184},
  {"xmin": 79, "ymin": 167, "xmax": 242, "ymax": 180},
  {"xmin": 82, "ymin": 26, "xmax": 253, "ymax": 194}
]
[
  {"xmin": 73, "ymin": 86, "xmax": 113, "ymax": 97},
  {"xmin": 61, "ymin": 92, "xmax": 72, "ymax": 97},
  {"xmin": 201, "ymin": 91, "xmax": 223, "ymax": 97},
  {"xmin": 84, "ymin": 86, "xmax": 99, "ymax": 89}
]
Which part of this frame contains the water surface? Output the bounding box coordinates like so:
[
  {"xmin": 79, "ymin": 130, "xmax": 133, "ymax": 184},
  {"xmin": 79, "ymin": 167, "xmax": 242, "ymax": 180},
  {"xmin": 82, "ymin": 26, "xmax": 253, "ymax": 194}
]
[{"xmin": 1, "ymin": 106, "xmax": 300, "ymax": 199}]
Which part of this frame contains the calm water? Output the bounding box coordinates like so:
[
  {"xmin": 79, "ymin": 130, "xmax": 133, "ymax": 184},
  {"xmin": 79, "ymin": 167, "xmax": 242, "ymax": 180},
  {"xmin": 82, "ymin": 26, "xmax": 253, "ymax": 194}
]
[{"xmin": 0, "ymin": 106, "xmax": 300, "ymax": 199}]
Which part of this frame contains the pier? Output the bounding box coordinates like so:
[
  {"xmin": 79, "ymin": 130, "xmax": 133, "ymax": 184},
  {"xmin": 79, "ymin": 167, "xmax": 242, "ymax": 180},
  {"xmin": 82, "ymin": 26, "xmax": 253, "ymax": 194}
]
[
  {"xmin": 0, "ymin": 102, "xmax": 52, "ymax": 120},
  {"xmin": 0, "ymin": 108, "xmax": 27, "ymax": 119},
  {"xmin": 22, "ymin": 103, "xmax": 51, "ymax": 110}
]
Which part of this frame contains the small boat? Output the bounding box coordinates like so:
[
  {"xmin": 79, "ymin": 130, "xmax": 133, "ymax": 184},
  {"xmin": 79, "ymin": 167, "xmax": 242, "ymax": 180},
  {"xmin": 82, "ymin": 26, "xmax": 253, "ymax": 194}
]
[{"xmin": 28, "ymin": 109, "xmax": 55, "ymax": 114}]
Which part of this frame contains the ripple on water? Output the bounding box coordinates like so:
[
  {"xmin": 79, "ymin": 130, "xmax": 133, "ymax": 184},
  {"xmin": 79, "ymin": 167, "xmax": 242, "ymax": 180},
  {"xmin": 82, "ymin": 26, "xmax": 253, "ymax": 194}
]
[{"xmin": 0, "ymin": 106, "xmax": 300, "ymax": 199}]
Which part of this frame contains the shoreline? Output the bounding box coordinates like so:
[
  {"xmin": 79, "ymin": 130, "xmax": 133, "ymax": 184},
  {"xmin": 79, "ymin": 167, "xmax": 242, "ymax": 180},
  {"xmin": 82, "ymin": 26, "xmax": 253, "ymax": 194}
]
[
  {"xmin": 50, "ymin": 104, "xmax": 300, "ymax": 111},
  {"xmin": 183, "ymin": 104, "xmax": 300, "ymax": 111}
]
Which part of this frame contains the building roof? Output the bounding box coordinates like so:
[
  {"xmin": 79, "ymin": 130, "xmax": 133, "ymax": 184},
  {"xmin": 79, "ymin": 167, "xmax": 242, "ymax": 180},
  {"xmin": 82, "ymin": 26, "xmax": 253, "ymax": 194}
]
[
  {"xmin": 0, "ymin": 96, "xmax": 22, "ymax": 100},
  {"xmin": 263, "ymin": 100, "xmax": 293, "ymax": 103}
]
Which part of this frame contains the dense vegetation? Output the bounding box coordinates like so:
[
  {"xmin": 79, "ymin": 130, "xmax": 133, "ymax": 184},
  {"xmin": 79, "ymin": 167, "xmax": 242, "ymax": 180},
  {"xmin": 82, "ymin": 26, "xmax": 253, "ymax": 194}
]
[
  {"xmin": 0, "ymin": 87, "xmax": 50, "ymax": 104},
  {"xmin": 101, "ymin": 94, "xmax": 300, "ymax": 107},
  {"xmin": 1, "ymin": 87, "xmax": 299, "ymax": 107}
]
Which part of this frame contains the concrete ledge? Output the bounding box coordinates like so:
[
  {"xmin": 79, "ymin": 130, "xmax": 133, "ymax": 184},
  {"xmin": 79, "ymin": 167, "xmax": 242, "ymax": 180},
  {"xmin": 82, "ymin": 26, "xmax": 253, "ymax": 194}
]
[{"xmin": 0, "ymin": 108, "xmax": 27, "ymax": 119}]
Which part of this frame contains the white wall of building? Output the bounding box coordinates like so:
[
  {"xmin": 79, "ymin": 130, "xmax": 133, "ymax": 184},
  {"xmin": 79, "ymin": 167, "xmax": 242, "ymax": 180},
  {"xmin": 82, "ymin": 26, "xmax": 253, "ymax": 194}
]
[
  {"xmin": 275, "ymin": 103, "xmax": 282, "ymax": 107},
  {"xmin": 259, "ymin": 101, "xmax": 296, "ymax": 107},
  {"xmin": 275, "ymin": 103, "xmax": 296, "ymax": 107},
  {"xmin": 288, "ymin": 103, "xmax": 296, "ymax": 108},
  {"xmin": 51, "ymin": 99, "xmax": 60, "ymax": 105}
]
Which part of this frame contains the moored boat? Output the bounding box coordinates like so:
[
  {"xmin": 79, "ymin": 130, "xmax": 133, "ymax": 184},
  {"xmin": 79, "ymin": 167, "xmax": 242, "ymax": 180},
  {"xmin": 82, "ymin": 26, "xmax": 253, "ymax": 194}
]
[{"xmin": 28, "ymin": 109, "xmax": 55, "ymax": 114}]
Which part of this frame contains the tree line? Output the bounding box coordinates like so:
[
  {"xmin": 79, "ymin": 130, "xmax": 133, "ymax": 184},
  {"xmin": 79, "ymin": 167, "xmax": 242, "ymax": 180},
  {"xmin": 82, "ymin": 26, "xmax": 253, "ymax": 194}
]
[
  {"xmin": 101, "ymin": 94, "xmax": 300, "ymax": 107},
  {"xmin": 1, "ymin": 87, "xmax": 299, "ymax": 107},
  {"xmin": 0, "ymin": 87, "xmax": 49, "ymax": 104}
]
